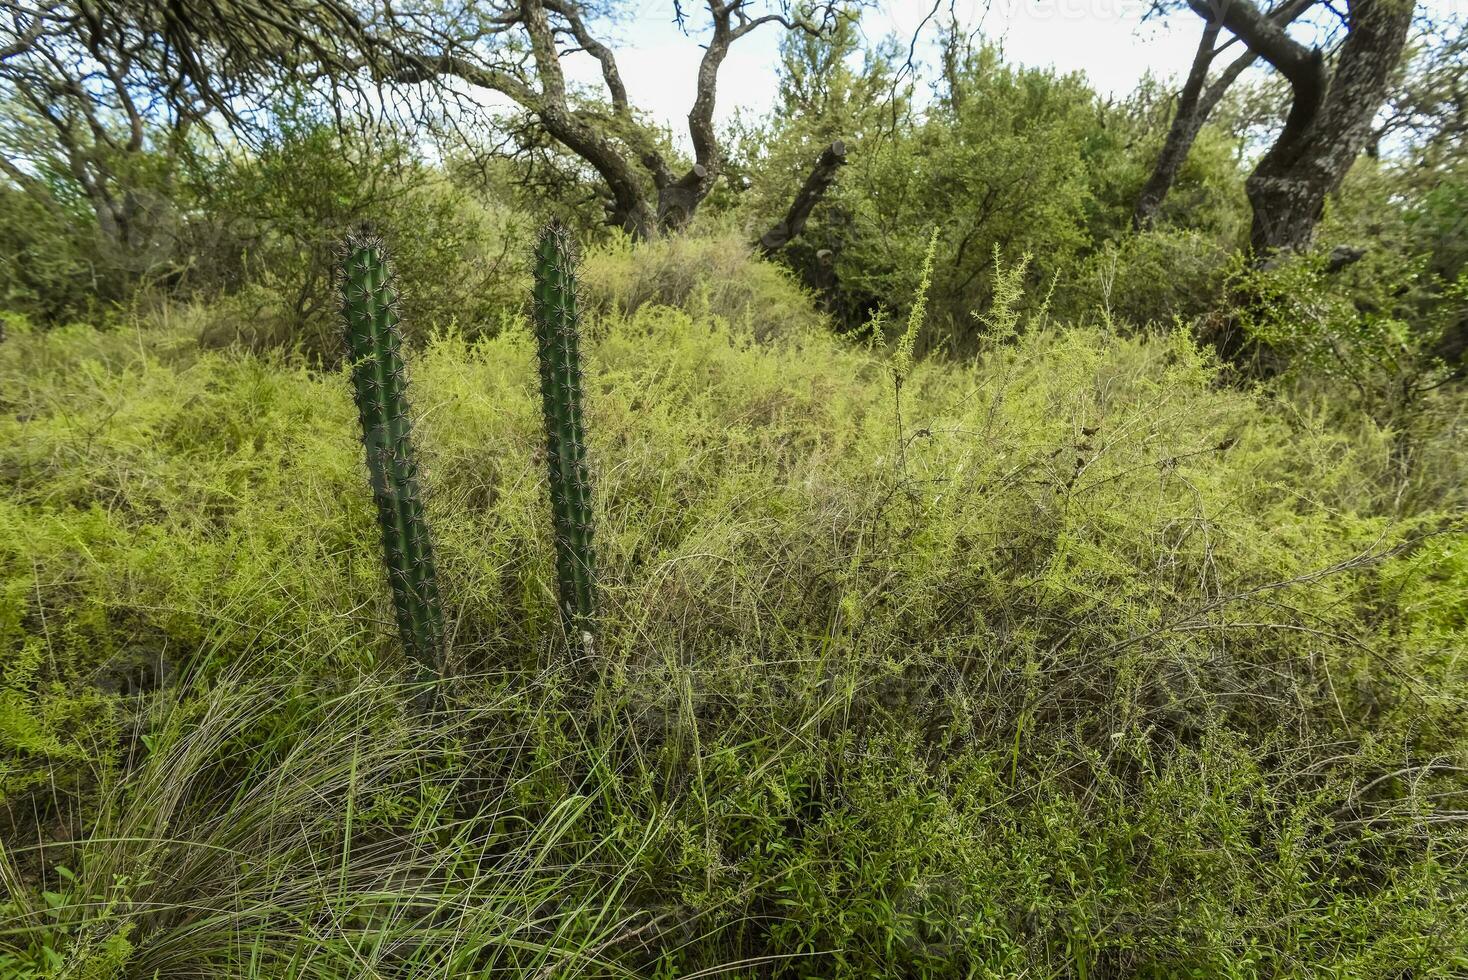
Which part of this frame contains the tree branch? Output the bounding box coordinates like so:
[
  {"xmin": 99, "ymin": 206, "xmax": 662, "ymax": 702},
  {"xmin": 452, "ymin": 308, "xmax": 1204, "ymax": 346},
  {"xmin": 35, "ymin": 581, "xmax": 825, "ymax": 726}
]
[
  {"xmin": 542, "ymin": 0, "xmax": 628, "ymax": 112},
  {"xmin": 1134, "ymin": 17, "xmax": 1222, "ymax": 228},
  {"xmin": 686, "ymin": 0, "xmax": 733, "ymax": 171},
  {"xmin": 758, "ymin": 139, "xmax": 847, "ymax": 254},
  {"xmin": 1203, "ymin": 0, "xmax": 1318, "ymax": 111},
  {"xmin": 518, "ymin": 0, "xmax": 568, "ymax": 106},
  {"xmin": 1189, "ymin": 0, "xmax": 1319, "ymax": 88},
  {"xmin": 1189, "ymin": 0, "xmax": 1327, "ymax": 167}
]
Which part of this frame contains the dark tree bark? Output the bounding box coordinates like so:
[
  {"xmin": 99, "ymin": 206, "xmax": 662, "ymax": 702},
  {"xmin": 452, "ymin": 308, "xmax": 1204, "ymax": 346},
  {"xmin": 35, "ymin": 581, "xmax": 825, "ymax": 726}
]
[
  {"xmin": 1187, "ymin": 0, "xmax": 1415, "ymax": 255},
  {"xmin": 758, "ymin": 140, "xmax": 847, "ymax": 254},
  {"xmin": 1134, "ymin": 0, "xmax": 1313, "ymax": 229},
  {"xmin": 1135, "ymin": 19, "xmax": 1224, "ymax": 229}
]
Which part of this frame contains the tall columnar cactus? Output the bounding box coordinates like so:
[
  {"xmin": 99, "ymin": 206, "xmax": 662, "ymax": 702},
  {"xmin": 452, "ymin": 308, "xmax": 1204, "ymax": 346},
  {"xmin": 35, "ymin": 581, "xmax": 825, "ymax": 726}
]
[
  {"xmin": 340, "ymin": 235, "xmax": 445, "ymax": 674},
  {"xmin": 531, "ymin": 222, "xmax": 597, "ymax": 649}
]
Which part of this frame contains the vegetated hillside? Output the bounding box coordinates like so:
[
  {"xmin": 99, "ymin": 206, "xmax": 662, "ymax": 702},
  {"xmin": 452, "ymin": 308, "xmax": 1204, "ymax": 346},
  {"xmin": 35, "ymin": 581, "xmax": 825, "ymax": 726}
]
[{"xmin": 1, "ymin": 239, "xmax": 1465, "ymax": 978}]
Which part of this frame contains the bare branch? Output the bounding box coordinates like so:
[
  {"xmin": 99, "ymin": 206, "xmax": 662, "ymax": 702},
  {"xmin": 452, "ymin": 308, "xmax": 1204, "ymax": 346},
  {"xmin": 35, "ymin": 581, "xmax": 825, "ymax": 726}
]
[{"xmin": 542, "ymin": 0, "xmax": 628, "ymax": 112}]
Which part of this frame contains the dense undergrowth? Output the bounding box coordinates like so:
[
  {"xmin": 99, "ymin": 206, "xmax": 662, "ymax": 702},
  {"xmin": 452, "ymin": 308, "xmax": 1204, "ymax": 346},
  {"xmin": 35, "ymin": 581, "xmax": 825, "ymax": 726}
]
[{"xmin": 1, "ymin": 242, "xmax": 1466, "ymax": 977}]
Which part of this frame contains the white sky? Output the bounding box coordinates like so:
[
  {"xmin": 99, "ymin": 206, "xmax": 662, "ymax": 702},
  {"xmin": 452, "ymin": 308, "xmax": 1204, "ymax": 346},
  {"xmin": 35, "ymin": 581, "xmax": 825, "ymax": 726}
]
[
  {"xmin": 563, "ymin": 0, "xmax": 1463, "ymax": 144},
  {"xmin": 565, "ymin": 1, "xmax": 1238, "ymax": 136}
]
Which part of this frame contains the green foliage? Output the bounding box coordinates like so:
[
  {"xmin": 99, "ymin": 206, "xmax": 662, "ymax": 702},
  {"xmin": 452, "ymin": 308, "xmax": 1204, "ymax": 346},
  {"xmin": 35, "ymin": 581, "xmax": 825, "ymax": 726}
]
[
  {"xmin": 1, "ymin": 674, "xmax": 636, "ymax": 978},
  {"xmin": 191, "ymin": 111, "xmax": 530, "ymax": 356},
  {"xmin": 1081, "ymin": 73, "xmax": 1250, "ymax": 245},
  {"xmin": 1236, "ymin": 244, "xmax": 1464, "ymax": 434},
  {"xmin": 725, "ymin": 8, "xmax": 904, "ymax": 293},
  {"xmin": 1408, "ymin": 162, "xmax": 1468, "ymax": 286},
  {"xmin": 839, "ymin": 45, "xmax": 1097, "ymax": 344},
  {"xmin": 1066, "ymin": 228, "xmax": 1235, "ymax": 329},
  {"xmin": 2, "ymin": 266, "xmax": 1465, "ymax": 973},
  {"xmin": 735, "ymin": 36, "xmax": 1250, "ymax": 341},
  {"xmin": 531, "ymin": 223, "xmax": 598, "ymax": 649},
  {"xmin": 0, "ymin": 184, "xmax": 97, "ymax": 319},
  {"xmin": 340, "ymin": 238, "xmax": 445, "ymax": 676},
  {"xmin": 972, "ymin": 247, "xmax": 1036, "ymax": 343},
  {"xmin": 0, "ymin": 100, "xmax": 529, "ymax": 347},
  {"xmin": 0, "ymin": 90, "xmax": 187, "ymax": 318},
  {"xmin": 892, "ymin": 227, "xmax": 938, "ymax": 380},
  {"xmin": 4, "ymin": 10, "xmax": 1466, "ymax": 971},
  {"xmin": 2, "ymin": 2, "xmax": 1465, "ymax": 968}
]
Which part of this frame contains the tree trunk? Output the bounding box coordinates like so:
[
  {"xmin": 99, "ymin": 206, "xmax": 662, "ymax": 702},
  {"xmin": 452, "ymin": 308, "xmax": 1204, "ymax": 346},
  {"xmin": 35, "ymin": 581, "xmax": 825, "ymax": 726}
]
[
  {"xmin": 1238, "ymin": 0, "xmax": 1415, "ymax": 254},
  {"xmin": 641, "ymin": 154, "xmax": 711, "ymax": 233},
  {"xmin": 1138, "ymin": 0, "xmax": 1315, "ymax": 229},
  {"xmin": 1135, "ymin": 20, "xmax": 1223, "ymax": 229}
]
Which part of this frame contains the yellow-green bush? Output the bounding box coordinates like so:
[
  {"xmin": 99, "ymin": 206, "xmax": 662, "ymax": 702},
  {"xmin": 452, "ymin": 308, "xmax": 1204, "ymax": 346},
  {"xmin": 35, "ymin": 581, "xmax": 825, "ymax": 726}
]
[
  {"xmin": 578, "ymin": 225, "xmax": 826, "ymax": 339},
  {"xmin": 1063, "ymin": 228, "xmax": 1235, "ymax": 329},
  {"xmin": 1, "ymin": 279, "xmax": 1465, "ymax": 975}
]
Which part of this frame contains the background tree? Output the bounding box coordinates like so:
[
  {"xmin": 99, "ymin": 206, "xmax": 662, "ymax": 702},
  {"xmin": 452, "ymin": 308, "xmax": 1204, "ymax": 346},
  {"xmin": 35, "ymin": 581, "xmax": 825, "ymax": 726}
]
[
  {"xmin": 0, "ymin": 0, "xmax": 858, "ymax": 250},
  {"xmin": 1371, "ymin": 17, "xmax": 1467, "ymax": 167},
  {"xmin": 0, "ymin": 0, "xmax": 220, "ymax": 298},
  {"xmin": 728, "ymin": 10, "xmax": 900, "ymax": 306},
  {"xmin": 810, "ymin": 40, "xmax": 1107, "ymax": 343},
  {"xmin": 1133, "ymin": 0, "xmax": 1314, "ymax": 228},
  {"xmin": 1182, "ymin": 0, "xmax": 1416, "ymax": 254}
]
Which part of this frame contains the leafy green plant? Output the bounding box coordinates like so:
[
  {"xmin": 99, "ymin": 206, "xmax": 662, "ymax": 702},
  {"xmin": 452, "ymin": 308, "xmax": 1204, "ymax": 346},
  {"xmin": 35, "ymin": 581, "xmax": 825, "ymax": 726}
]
[
  {"xmin": 340, "ymin": 236, "xmax": 445, "ymax": 676},
  {"xmin": 193, "ymin": 110, "xmax": 531, "ymax": 357},
  {"xmin": 576, "ymin": 223, "xmax": 823, "ymax": 340},
  {"xmin": 531, "ymin": 222, "xmax": 598, "ymax": 652},
  {"xmin": 1235, "ymin": 247, "xmax": 1464, "ymax": 432}
]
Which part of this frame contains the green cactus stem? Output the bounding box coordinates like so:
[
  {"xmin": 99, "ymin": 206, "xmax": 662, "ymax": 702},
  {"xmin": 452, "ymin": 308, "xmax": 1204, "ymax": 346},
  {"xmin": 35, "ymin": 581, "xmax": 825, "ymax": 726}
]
[
  {"xmin": 340, "ymin": 235, "xmax": 445, "ymax": 675},
  {"xmin": 531, "ymin": 222, "xmax": 598, "ymax": 650}
]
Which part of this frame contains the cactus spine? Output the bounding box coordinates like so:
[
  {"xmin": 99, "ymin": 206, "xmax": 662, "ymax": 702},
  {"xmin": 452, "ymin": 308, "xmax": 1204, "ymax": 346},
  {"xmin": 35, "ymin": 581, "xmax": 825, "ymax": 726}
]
[
  {"xmin": 340, "ymin": 236, "xmax": 445, "ymax": 674},
  {"xmin": 531, "ymin": 223, "xmax": 597, "ymax": 649}
]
